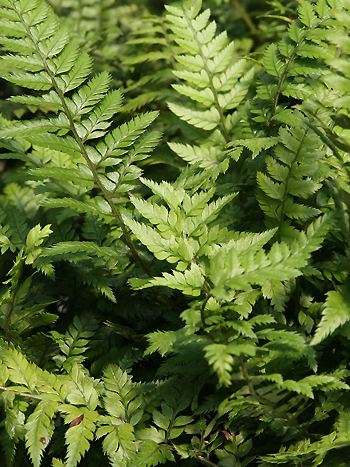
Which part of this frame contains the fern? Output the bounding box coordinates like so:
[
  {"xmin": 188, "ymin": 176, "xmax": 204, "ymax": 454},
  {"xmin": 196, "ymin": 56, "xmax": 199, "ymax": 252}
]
[
  {"xmin": 25, "ymin": 401, "xmax": 56, "ymax": 467},
  {"xmin": 254, "ymin": 0, "xmax": 336, "ymax": 126},
  {"xmin": 257, "ymin": 118, "xmax": 326, "ymax": 238},
  {"xmin": 311, "ymin": 285, "xmax": 350, "ymax": 345},
  {"xmin": 125, "ymin": 177, "xmax": 234, "ymax": 271},
  {"xmin": 49, "ymin": 0, "xmax": 123, "ymax": 54},
  {"xmin": 0, "ymin": 0, "xmax": 158, "ymax": 277},
  {"xmin": 123, "ymin": 11, "xmax": 174, "ymax": 114},
  {"xmin": 166, "ymin": 0, "xmax": 255, "ymax": 173},
  {"xmin": 63, "ymin": 405, "xmax": 98, "ymax": 467},
  {"xmin": 0, "ymin": 0, "xmax": 350, "ymax": 466},
  {"xmin": 51, "ymin": 315, "xmax": 98, "ymax": 369},
  {"xmin": 97, "ymin": 365, "xmax": 142, "ymax": 465}
]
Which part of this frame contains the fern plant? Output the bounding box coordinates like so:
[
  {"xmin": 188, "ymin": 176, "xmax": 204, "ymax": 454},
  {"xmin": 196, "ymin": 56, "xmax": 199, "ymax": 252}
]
[
  {"xmin": 0, "ymin": 0, "xmax": 161, "ymax": 277},
  {"xmin": 1, "ymin": 0, "xmax": 350, "ymax": 466}
]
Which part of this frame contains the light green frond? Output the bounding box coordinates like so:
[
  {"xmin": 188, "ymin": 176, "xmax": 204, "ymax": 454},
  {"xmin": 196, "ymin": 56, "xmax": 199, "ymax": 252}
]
[
  {"xmin": 130, "ymin": 263, "xmax": 205, "ymax": 296},
  {"xmin": 311, "ymin": 286, "xmax": 350, "ymax": 345},
  {"xmin": 97, "ymin": 422, "xmax": 136, "ymax": 467},
  {"xmin": 40, "ymin": 241, "xmax": 119, "ymax": 266},
  {"xmin": 166, "ymin": 0, "xmax": 255, "ymax": 174},
  {"xmin": 63, "ymin": 406, "xmax": 98, "ymax": 467},
  {"xmin": 204, "ymin": 342, "xmax": 256, "ymax": 387},
  {"xmin": 255, "ymin": 0, "xmax": 334, "ymax": 123},
  {"xmin": 168, "ymin": 142, "xmax": 226, "ymax": 170},
  {"xmin": 25, "ymin": 401, "xmax": 57, "ymax": 467},
  {"xmin": 167, "ymin": 102, "xmax": 220, "ymax": 131},
  {"xmin": 103, "ymin": 364, "xmax": 143, "ymax": 425},
  {"xmin": 209, "ymin": 216, "xmax": 329, "ymax": 301},
  {"xmin": 96, "ymin": 111, "xmax": 159, "ymax": 160},
  {"xmin": 71, "ymin": 72, "xmax": 112, "ymax": 117},
  {"xmin": 0, "ymin": 0, "xmax": 159, "ymax": 272}
]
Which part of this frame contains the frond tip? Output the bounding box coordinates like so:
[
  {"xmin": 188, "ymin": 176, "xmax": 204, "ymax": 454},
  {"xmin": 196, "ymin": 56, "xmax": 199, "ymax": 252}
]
[{"xmin": 311, "ymin": 286, "xmax": 350, "ymax": 345}]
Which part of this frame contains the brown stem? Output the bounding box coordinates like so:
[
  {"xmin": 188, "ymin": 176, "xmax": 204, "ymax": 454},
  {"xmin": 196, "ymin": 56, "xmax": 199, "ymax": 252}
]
[
  {"xmin": 200, "ymin": 295, "xmax": 210, "ymax": 329},
  {"xmin": 4, "ymin": 259, "xmax": 24, "ymax": 341},
  {"xmin": 240, "ymin": 359, "xmax": 260, "ymax": 401},
  {"xmin": 197, "ymin": 456, "xmax": 219, "ymax": 467},
  {"xmin": 232, "ymin": 0, "xmax": 258, "ymax": 36}
]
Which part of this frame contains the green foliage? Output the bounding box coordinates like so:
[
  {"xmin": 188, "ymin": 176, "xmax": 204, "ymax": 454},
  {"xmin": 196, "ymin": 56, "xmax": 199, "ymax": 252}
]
[
  {"xmin": 166, "ymin": 0, "xmax": 255, "ymax": 174},
  {"xmin": 0, "ymin": 0, "xmax": 350, "ymax": 466},
  {"xmin": 257, "ymin": 119, "xmax": 326, "ymax": 238}
]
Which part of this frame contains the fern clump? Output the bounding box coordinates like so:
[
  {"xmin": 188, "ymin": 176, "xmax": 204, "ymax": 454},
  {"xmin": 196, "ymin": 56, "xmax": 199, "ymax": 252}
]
[{"xmin": 1, "ymin": 0, "xmax": 350, "ymax": 466}]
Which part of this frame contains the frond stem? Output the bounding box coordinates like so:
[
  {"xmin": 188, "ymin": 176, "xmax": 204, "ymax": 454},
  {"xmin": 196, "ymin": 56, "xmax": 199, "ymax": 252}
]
[
  {"xmin": 200, "ymin": 295, "xmax": 210, "ymax": 329},
  {"xmin": 0, "ymin": 386, "xmax": 47, "ymax": 401},
  {"xmin": 232, "ymin": 0, "xmax": 258, "ymax": 36},
  {"xmin": 240, "ymin": 360, "xmax": 260, "ymax": 401},
  {"xmin": 197, "ymin": 456, "xmax": 219, "ymax": 467},
  {"xmin": 4, "ymin": 257, "xmax": 24, "ymax": 341}
]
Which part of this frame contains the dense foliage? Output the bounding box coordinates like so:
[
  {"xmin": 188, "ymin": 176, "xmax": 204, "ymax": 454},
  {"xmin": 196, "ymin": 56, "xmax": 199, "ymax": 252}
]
[{"xmin": 0, "ymin": 0, "xmax": 350, "ymax": 465}]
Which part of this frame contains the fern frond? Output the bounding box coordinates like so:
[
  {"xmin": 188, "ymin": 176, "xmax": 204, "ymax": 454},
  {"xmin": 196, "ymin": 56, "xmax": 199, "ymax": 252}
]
[
  {"xmin": 123, "ymin": 12, "xmax": 174, "ymax": 115},
  {"xmin": 103, "ymin": 364, "xmax": 143, "ymax": 424},
  {"xmin": 51, "ymin": 315, "xmax": 98, "ymax": 369},
  {"xmin": 41, "ymin": 241, "xmax": 119, "ymax": 264},
  {"xmin": 64, "ymin": 364, "xmax": 99, "ymax": 409},
  {"xmin": 131, "ymin": 263, "xmax": 205, "ymax": 297},
  {"xmin": 257, "ymin": 119, "xmax": 326, "ymax": 237},
  {"xmin": 0, "ymin": 347, "xmax": 64, "ymax": 401},
  {"xmin": 0, "ymin": 1, "xmax": 349, "ymax": 466},
  {"xmin": 135, "ymin": 440, "xmax": 174, "ymax": 467},
  {"xmin": 209, "ymin": 216, "xmax": 330, "ymax": 301},
  {"xmin": 97, "ymin": 422, "xmax": 136, "ymax": 467},
  {"xmin": 63, "ymin": 406, "xmax": 98, "ymax": 467},
  {"xmin": 125, "ymin": 178, "xmax": 234, "ymax": 268},
  {"xmin": 25, "ymin": 400, "xmax": 57, "ymax": 467},
  {"xmin": 166, "ymin": 1, "xmax": 253, "ymax": 137},
  {"xmin": 166, "ymin": 0, "xmax": 255, "ymax": 173},
  {"xmin": 311, "ymin": 285, "xmax": 350, "ymax": 345},
  {"xmin": 255, "ymin": 0, "xmax": 335, "ymax": 124},
  {"xmin": 204, "ymin": 342, "xmax": 256, "ymax": 387},
  {"xmin": 0, "ymin": 0, "xmax": 159, "ymax": 274}
]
